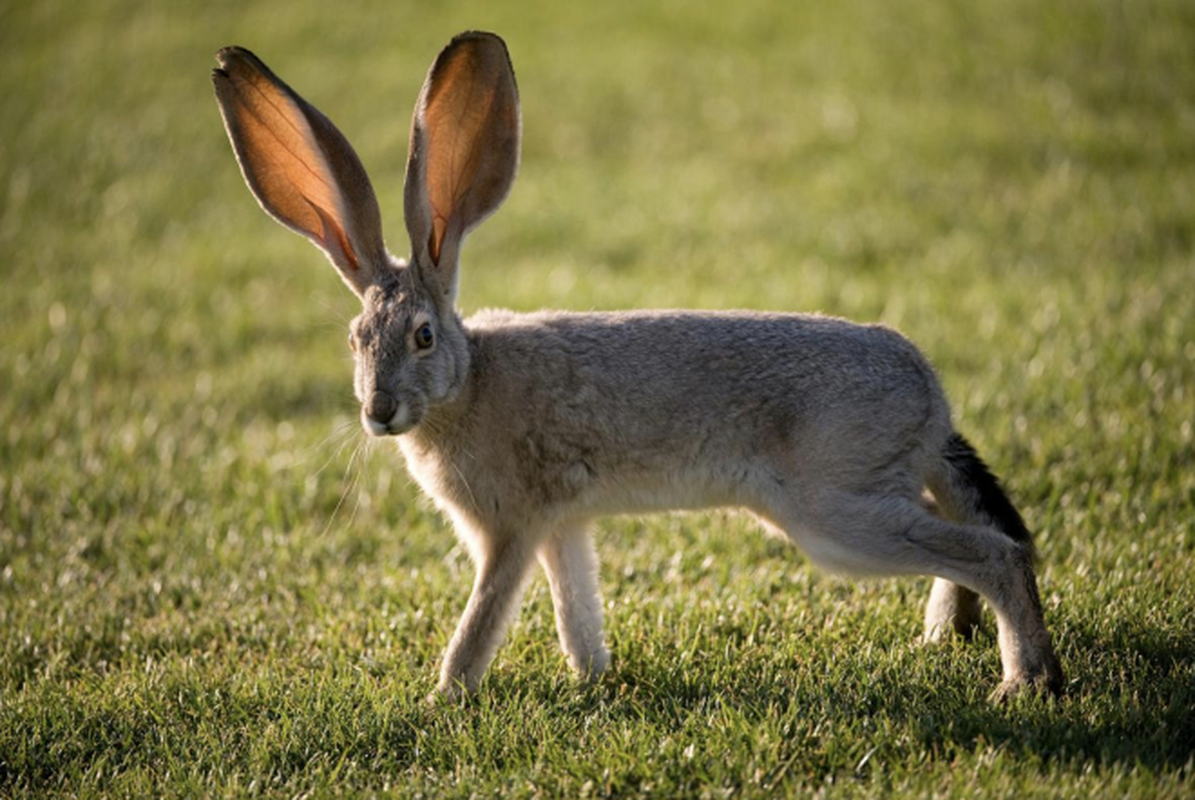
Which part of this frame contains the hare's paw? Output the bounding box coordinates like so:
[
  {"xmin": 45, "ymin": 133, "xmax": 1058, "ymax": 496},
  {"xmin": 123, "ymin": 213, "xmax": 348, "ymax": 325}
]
[
  {"xmin": 989, "ymin": 659, "xmax": 1065, "ymax": 704},
  {"xmin": 573, "ymin": 646, "xmax": 611, "ymax": 682}
]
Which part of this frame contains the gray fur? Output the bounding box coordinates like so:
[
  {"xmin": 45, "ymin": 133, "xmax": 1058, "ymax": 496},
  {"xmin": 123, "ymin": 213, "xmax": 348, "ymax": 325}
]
[{"xmin": 213, "ymin": 32, "xmax": 1063, "ymax": 703}]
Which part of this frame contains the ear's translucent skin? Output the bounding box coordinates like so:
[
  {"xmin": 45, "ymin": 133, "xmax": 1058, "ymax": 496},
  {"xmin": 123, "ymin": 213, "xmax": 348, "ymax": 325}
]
[
  {"xmin": 212, "ymin": 45, "xmax": 386, "ymax": 294},
  {"xmin": 404, "ymin": 31, "xmax": 521, "ymax": 299}
]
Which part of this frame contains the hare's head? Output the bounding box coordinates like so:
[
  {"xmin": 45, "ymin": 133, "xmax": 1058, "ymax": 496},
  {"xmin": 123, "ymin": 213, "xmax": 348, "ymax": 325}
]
[{"xmin": 213, "ymin": 33, "xmax": 520, "ymax": 435}]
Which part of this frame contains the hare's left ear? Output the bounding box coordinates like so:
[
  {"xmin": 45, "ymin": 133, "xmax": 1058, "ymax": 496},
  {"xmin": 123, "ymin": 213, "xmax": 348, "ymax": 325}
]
[
  {"xmin": 404, "ymin": 31, "xmax": 521, "ymax": 304},
  {"xmin": 213, "ymin": 47, "xmax": 387, "ymax": 296}
]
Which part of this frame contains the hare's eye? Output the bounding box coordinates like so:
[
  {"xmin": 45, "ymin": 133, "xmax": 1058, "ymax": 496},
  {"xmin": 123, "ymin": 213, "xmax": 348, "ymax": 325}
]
[{"xmin": 414, "ymin": 323, "xmax": 435, "ymax": 350}]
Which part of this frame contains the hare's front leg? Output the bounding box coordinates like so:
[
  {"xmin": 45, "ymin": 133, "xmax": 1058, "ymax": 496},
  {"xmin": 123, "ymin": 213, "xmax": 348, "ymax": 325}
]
[
  {"xmin": 537, "ymin": 522, "xmax": 610, "ymax": 679},
  {"xmin": 438, "ymin": 534, "xmax": 536, "ymax": 699}
]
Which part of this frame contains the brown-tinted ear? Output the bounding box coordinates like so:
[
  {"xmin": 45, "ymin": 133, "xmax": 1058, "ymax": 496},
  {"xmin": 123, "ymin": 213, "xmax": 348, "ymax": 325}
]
[
  {"xmin": 404, "ymin": 31, "xmax": 521, "ymax": 304},
  {"xmin": 213, "ymin": 47, "xmax": 386, "ymax": 296}
]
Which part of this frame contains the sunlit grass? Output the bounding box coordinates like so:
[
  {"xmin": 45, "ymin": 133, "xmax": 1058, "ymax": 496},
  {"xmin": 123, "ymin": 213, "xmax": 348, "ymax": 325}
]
[{"xmin": 2, "ymin": 0, "xmax": 1194, "ymax": 796}]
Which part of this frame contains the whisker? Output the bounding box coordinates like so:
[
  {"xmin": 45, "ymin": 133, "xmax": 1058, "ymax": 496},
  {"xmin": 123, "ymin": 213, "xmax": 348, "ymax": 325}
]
[
  {"xmin": 319, "ymin": 298, "xmax": 355, "ymax": 328},
  {"xmin": 342, "ymin": 438, "xmax": 376, "ymax": 532},
  {"xmin": 449, "ymin": 460, "xmax": 482, "ymax": 518},
  {"xmin": 305, "ymin": 420, "xmax": 360, "ymax": 478},
  {"xmin": 322, "ymin": 435, "xmax": 367, "ymax": 538}
]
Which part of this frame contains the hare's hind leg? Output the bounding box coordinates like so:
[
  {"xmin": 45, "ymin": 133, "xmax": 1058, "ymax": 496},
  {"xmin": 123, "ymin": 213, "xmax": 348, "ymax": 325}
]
[
  {"xmin": 762, "ymin": 492, "xmax": 1062, "ymax": 700},
  {"xmin": 923, "ymin": 578, "xmax": 983, "ymax": 642},
  {"xmin": 917, "ymin": 492, "xmax": 983, "ymax": 641},
  {"xmin": 537, "ymin": 522, "xmax": 610, "ymax": 680}
]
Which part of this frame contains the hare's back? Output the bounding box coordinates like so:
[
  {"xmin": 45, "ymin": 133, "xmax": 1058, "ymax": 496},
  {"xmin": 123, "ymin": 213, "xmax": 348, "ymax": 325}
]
[
  {"xmin": 467, "ymin": 308, "xmax": 936, "ymax": 403},
  {"xmin": 466, "ymin": 309, "xmax": 944, "ymax": 441}
]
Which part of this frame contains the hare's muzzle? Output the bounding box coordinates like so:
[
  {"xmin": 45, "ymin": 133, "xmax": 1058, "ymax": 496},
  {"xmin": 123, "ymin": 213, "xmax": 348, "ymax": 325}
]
[{"xmin": 362, "ymin": 391, "xmax": 408, "ymax": 437}]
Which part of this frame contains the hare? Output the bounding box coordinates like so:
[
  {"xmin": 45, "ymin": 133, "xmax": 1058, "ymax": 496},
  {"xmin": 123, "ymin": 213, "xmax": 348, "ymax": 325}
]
[{"xmin": 212, "ymin": 31, "xmax": 1063, "ymax": 702}]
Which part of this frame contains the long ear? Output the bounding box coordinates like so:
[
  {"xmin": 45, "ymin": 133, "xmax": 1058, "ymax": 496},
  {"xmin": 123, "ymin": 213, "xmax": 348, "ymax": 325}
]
[
  {"xmin": 212, "ymin": 47, "xmax": 386, "ymax": 296},
  {"xmin": 404, "ymin": 31, "xmax": 521, "ymax": 303}
]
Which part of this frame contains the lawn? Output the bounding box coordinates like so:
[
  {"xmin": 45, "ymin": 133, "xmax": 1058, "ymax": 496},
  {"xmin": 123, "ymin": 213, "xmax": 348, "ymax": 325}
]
[{"xmin": 2, "ymin": 0, "xmax": 1194, "ymax": 796}]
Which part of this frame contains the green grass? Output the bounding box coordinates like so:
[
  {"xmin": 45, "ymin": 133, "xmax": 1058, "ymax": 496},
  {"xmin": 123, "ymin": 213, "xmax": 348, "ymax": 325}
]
[{"xmin": 3, "ymin": 0, "xmax": 1194, "ymax": 796}]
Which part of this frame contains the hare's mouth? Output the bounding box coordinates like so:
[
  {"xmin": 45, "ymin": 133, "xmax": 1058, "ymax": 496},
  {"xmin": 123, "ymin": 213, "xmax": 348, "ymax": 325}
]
[{"xmin": 361, "ymin": 402, "xmax": 414, "ymax": 437}]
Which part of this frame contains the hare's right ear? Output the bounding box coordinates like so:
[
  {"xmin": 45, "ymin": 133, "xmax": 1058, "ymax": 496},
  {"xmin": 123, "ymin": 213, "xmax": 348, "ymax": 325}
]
[
  {"xmin": 404, "ymin": 32, "xmax": 520, "ymax": 304},
  {"xmin": 212, "ymin": 47, "xmax": 386, "ymax": 297}
]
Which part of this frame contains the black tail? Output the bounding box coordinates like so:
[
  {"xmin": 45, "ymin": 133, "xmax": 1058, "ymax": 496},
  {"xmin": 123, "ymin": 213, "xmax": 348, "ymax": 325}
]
[{"xmin": 940, "ymin": 433, "xmax": 1034, "ymax": 555}]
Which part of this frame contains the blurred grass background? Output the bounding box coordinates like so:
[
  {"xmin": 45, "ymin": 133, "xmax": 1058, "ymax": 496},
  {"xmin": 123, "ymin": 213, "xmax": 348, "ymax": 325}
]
[{"xmin": 2, "ymin": 0, "xmax": 1194, "ymax": 796}]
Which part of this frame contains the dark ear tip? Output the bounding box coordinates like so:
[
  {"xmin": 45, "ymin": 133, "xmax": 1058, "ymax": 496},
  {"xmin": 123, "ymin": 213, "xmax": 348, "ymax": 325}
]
[
  {"xmin": 451, "ymin": 30, "xmax": 505, "ymax": 46},
  {"xmin": 445, "ymin": 30, "xmax": 511, "ymax": 62},
  {"xmin": 214, "ymin": 46, "xmax": 265, "ymax": 74}
]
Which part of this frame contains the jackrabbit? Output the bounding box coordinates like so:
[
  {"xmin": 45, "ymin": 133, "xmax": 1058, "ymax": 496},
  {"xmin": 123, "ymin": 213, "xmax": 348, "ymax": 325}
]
[{"xmin": 212, "ymin": 31, "xmax": 1063, "ymax": 702}]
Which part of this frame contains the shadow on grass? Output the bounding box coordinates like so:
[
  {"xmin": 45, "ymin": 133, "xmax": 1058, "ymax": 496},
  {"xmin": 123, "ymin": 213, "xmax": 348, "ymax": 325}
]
[
  {"xmin": 909, "ymin": 621, "xmax": 1195, "ymax": 772},
  {"xmin": 570, "ymin": 618, "xmax": 1195, "ymax": 776}
]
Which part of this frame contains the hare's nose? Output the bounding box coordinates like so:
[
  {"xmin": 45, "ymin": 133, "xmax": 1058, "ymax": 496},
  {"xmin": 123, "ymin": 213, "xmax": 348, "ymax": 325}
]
[{"xmin": 366, "ymin": 391, "xmax": 398, "ymax": 423}]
